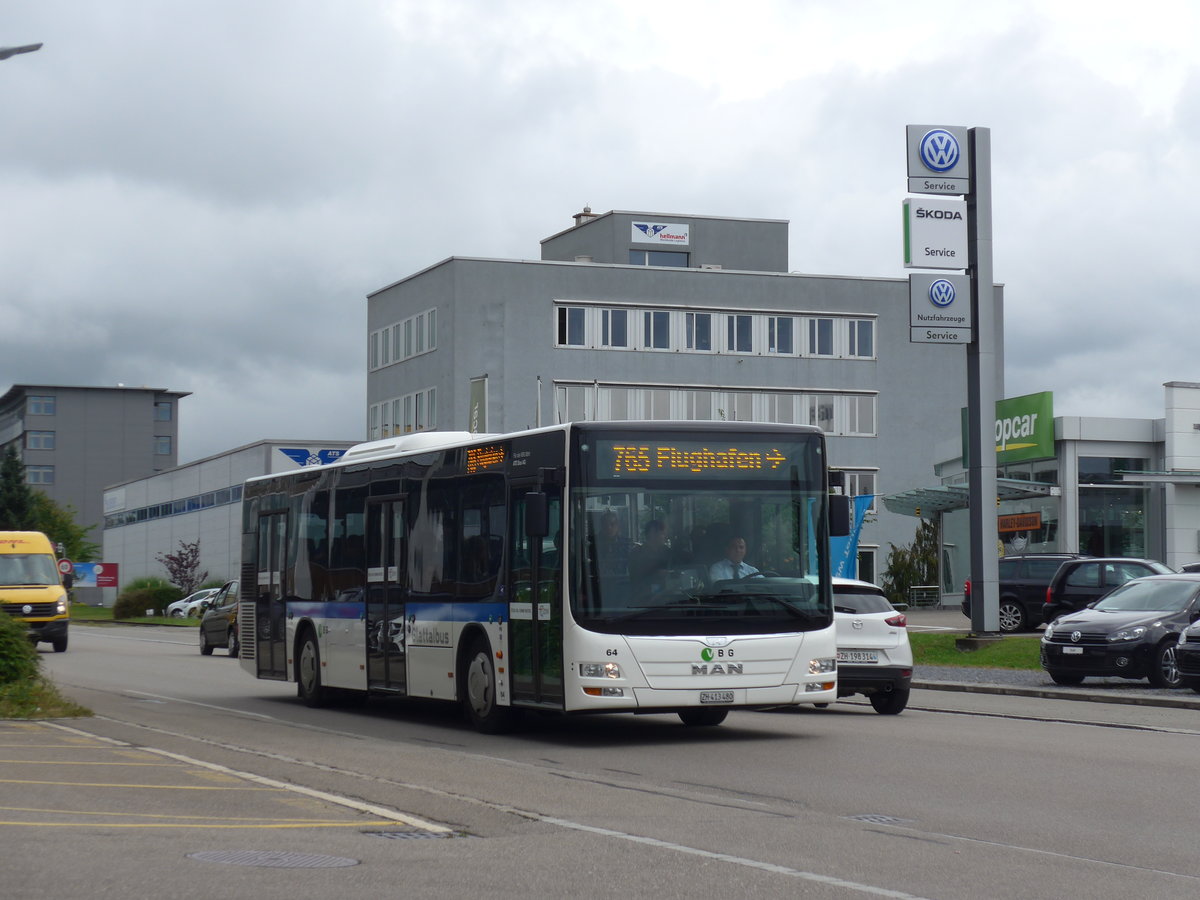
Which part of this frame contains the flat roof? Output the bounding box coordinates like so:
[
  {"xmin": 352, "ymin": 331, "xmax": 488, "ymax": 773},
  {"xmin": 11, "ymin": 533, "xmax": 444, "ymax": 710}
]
[{"xmin": 883, "ymin": 479, "xmax": 1058, "ymax": 517}]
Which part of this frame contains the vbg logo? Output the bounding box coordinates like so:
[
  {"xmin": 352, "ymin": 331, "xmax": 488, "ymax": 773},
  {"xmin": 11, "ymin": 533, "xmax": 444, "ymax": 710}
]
[
  {"xmin": 928, "ymin": 279, "xmax": 956, "ymax": 307},
  {"xmin": 919, "ymin": 129, "xmax": 960, "ymax": 172}
]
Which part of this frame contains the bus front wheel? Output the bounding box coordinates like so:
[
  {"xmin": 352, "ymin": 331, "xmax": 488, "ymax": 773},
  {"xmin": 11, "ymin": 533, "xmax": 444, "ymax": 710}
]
[
  {"xmin": 297, "ymin": 630, "xmax": 329, "ymax": 708},
  {"xmin": 462, "ymin": 637, "xmax": 516, "ymax": 734}
]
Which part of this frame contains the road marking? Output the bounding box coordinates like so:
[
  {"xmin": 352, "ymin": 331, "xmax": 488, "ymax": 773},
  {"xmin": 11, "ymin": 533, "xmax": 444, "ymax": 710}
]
[{"xmin": 46, "ymin": 722, "xmax": 453, "ymax": 834}]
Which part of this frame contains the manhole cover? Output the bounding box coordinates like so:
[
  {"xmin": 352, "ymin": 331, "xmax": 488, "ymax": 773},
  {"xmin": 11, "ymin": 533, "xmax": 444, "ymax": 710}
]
[
  {"xmin": 188, "ymin": 850, "xmax": 359, "ymax": 869},
  {"xmin": 845, "ymin": 814, "xmax": 914, "ymax": 826},
  {"xmin": 368, "ymin": 830, "xmax": 456, "ymax": 841}
]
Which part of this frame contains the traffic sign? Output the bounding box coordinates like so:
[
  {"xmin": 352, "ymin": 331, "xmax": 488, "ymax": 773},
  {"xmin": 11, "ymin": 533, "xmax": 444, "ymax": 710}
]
[{"xmin": 57, "ymin": 558, "xmax": 73, "ymax": 575}]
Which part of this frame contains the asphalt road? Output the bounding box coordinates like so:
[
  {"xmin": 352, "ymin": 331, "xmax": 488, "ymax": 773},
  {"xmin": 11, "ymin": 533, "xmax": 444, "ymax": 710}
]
[{"xmin": 8, "ymin": 622, "xmax": 1200, "ymax": 899}]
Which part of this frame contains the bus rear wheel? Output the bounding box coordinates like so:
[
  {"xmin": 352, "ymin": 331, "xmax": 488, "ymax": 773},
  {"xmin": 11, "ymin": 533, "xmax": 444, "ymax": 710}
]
[
  {"xmin": 678, "ymin": 708, "xmax": 728, "ymax": 727},
  {"xmin": 296, "ymin": 630, "xmax": 329, "ymax": 707},
  {"xmin": 462, "ymin": 637, "xmax": 516, "ymax": 734}
]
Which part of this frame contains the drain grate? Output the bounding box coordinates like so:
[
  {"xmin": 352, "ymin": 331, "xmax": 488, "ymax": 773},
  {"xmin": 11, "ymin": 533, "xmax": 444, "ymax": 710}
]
[
  {"xmin": 368, "ymin": 830, "xmax": 458, "ymax": 841},
  {"xmin": 188, "ymin": 850, "xmax": 359, "ymax": 869},
  {"xmin": 845, "ymin": 814, "xmax": 914, "ymax": 826}
]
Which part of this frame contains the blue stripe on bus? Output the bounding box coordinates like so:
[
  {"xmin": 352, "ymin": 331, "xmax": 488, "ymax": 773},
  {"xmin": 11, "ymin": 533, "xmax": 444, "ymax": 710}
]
[{"xmin": 286, "ymin": 600, "xmax": 508, "ymax": 623}]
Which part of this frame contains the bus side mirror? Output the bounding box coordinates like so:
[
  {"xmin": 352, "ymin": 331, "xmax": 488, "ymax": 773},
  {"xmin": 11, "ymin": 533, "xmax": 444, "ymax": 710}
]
[
  {"xmin": 525, "ymin": 492, "xmax": 549, "ymax": 538},
  {"xmin": 829, "ymin": 494, "xmax": 852, "ymax": 537},
  {"xmin": 62, "ymin": 572, "xmax": 74, "ymax": 590}
]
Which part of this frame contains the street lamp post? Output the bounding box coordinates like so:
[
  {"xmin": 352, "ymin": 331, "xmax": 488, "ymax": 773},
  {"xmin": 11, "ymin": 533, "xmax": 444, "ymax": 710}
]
[{"xmin": 0, "ymin": 43, "xmax": 42, "ymax": 61}]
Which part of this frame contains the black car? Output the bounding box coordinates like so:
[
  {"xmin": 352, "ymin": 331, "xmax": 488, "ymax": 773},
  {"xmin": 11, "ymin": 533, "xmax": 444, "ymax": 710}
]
[
  {"xmin": 199, "ymin": 580, "xmax": 240, "ymax": 657},
  {"xmin": 1040, "ymin": 574, "xmax": 1200, "ymax": 687},
  {"xmin": 1176, "ymin": 616, "xmax": 1200, "ymax": 692},
  {"xmin": 960, "ymin": 553, "xmax": 1089, "ymax": 633},
  {"xmin": 1041, "ymin": 557, "xmax": 1172, "ymax": 624}
]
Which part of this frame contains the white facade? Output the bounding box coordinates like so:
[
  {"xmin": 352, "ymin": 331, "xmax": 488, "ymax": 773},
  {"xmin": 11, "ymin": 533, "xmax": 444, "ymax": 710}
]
[{"xmin": 101, "ymin": 441, "xmax": 357, "ymax": 605}]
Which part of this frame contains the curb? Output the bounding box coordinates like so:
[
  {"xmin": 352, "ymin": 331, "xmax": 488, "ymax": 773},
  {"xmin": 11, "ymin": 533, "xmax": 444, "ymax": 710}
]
[{"xmin": 913, "ymin": 679, "xmax": 1200, "ymax": 711}]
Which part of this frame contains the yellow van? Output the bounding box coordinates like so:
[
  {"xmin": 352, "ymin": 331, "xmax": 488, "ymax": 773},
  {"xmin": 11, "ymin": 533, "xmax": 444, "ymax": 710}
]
[{"xmin": 0, "ymin": 531, "xmax": 70, "ymax": 652}]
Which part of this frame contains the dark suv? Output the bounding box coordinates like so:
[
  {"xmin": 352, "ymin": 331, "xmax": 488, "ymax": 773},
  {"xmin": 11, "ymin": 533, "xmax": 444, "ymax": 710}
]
[
  {"xmin": 961, "ymin": 553, "xmax": 1089, "ymax": 633},
  {"xmin": 1042, "ymin": 557, "xmax": 1173, "ymax": 624}
]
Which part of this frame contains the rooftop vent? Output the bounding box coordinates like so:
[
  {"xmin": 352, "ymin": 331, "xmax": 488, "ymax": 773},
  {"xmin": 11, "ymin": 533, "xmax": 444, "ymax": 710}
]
[{"xmin": 573, "ymin": 206, "xmax": 597, "ymax": 226}]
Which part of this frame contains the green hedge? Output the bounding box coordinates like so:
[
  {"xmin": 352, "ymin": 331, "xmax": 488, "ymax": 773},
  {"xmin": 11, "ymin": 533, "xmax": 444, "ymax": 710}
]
[{"xmin": 113, "ymin": 585, "xmax": 182, "ymax": 619}]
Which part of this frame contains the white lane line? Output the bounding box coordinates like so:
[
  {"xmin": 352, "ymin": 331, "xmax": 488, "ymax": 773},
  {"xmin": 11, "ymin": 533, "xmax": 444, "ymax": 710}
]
[{"xmin": 531, "ymin": 814, "xmax": 935, "ymax": 899}]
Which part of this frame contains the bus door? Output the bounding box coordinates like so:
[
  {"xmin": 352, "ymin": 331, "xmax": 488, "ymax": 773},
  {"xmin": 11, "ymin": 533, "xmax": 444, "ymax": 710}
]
[
  {"xmin": 366, "ymin": 499, "xmax": 407, "ymax": 692},
  {"xmin": 255, "ymin": 512, "xmax": 288, "ymax": 679},
  {"xmin": 508, "ymin": 482, "xmax": 564, "ymax": 707}
]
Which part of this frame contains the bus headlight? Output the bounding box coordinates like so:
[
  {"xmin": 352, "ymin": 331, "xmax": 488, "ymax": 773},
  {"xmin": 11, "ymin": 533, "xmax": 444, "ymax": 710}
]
[
  {"xmin": 580, "ymin": 662, "xmax": 621, "ymax": 679},
  {"xmin": 808, "ymin": 657, "xmax": 836, "ymax": 675},
  {"xmin": 56, "ymin": 599, "xmax": 68, "ymax": 615}
]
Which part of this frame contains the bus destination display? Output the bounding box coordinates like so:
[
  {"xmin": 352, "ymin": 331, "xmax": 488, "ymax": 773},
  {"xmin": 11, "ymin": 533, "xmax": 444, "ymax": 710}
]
[{"xmin": 596, "ymin": 440, "xmax": 801, "ymax": 479}]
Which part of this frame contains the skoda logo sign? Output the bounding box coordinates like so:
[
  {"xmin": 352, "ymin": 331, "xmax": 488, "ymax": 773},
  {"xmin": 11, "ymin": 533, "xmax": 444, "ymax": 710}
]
[
  {"xmin": 919, "ymin": 129, "xmax": 960, "ymax": 172},
  {"xmin": 928, "ymin": 279, "xmax": 956, "ymax": 307}
]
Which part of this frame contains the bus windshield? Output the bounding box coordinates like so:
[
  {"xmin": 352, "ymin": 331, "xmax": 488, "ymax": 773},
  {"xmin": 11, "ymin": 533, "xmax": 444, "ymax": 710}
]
[{"xmin": 569, "ymin": 429, "xmax": 833, "ymax": 636}]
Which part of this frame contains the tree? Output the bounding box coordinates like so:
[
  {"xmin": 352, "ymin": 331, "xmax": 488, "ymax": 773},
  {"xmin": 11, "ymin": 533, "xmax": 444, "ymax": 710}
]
[
  {"xmin": 155, "ymin": 539, "xmax": 208, "ymax": 596},
  {"xmin": 29, "ymin": 492, "xmax": 99, "ymax": 562},
  {"xmin": 880, "ymin": 518, "xmax": 939, "ymax": 608},
  {"xmin": 0, "ymin": 445, "xmax": 36, "ymax": 530}
]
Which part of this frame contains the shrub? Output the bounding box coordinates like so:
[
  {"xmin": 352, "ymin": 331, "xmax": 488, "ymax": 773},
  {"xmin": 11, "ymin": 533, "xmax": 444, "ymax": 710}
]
[
  {"xmin": 113, "ymin": 585, "xmax": 181, "ymax": 619},
  {"xmin": 0, "ymin": 611, "xmax": 40, "ymax": 685}
]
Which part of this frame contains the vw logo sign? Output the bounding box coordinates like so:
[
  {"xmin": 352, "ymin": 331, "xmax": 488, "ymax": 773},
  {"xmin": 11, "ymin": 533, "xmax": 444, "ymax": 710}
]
[
  {"xmin": 1071, "ymin": 631, "xmax": 1082, "ymax": 643},
  {"xmin": 928, "ymin": 279, "xmax": 957, "ymax": 308},
  {"xmin": 22, "ymin": 605, "xmax": 33, "ymax": 615},
  {"xmin": 919, "ymin": 129, "xmax": 960, "ymax": 172}
]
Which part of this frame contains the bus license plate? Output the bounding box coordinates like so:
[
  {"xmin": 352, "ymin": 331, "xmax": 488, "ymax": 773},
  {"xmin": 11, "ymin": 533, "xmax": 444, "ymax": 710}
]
[
  {"xmin": 837, "ymin": 650, "xmax": 878, "ymax": 663},
  {"xmin": 699, "ymin": 691, "xmax": 734, "ymax": 704}
]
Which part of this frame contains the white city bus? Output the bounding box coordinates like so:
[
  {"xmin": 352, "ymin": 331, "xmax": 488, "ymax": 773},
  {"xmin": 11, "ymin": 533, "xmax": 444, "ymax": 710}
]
[{"xmin": 237, "ymin": 421, "xmax": 850, "ymax": 731}]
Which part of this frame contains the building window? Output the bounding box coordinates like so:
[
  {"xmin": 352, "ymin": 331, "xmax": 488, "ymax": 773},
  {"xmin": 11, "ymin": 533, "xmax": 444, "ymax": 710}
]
[
  {"xmin": 727, "ymin": 315, "xmax": 753, "ymax": 353},
  {"xmin": 643, "ymin": 310, "xmax": 669, "ymax": 349},
  {"xmin": 686, "ymin": 312, "xmax": 712, "ymax": 351},
  {"xmin": 848, "ymin": 319, "xmax": 874, "ymax": 358},
  {"xmin": 27, "ymin": 396, "xmax": 55, "ymax": 416},
  {"xmin": 26, "ymin": 465, "xmax": 54, "ymax": 485},
  {"xmin": 369, "ymin": 331, "xmax": 380, "ymax": 369},
  {"xmin": 155, "ymin": 436, "xmax": 172, "ymax": 455},
  {"xmin": 629, "ymin": 250, "xmax": 688, "ymax": 267},
  {"xmin": 807, "ymin": 395, "xmax": 835, "ymax": 432},
  {"xmin": 154, "ymin": 401, "xmax": 173, "ymax": 421},
  {"xmin": 26, "ymin": 431, "xmax": 55, "ymax": 451},
  {"xmin": 602, "ymin": 309, "xmax": 629, "ymax": 348},
  {"xmin": 846, "ymin": 395, "xmax": 876, "ymax": 435},
  {"xmin": 557, "ymin": 306, "xmax": 586, "ymax": 346},
  {"xmin": 768, "ymin": 316, "xmax": 794, "ymax": 354},
  {"xmin": 838, "ymin": 470, "xmax": 879, "ymax": 512},
  {"xmin": 808, "ymin": 318, "xmax": 834, "ymax": 356}
]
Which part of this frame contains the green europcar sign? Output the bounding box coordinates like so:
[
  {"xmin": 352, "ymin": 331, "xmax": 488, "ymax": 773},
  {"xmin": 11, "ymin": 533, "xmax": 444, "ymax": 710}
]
[{"xmin": 962, "ymin": 391, "xmax": 1055, "ymax": 465}]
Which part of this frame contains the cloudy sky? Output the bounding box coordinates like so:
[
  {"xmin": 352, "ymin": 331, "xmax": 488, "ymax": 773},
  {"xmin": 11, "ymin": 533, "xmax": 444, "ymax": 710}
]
[{"xmin": 3, "ymin": 1, "xmax": 1198, "ymax": 462}]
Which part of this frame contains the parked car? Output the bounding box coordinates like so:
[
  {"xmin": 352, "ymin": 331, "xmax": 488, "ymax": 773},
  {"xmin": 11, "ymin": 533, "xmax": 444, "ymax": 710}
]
[
  {"xmin": 1174, "ymin": 612, "xmax": 1200, "ymax": 693},
  {"xmin": 166, "ymin": 587, "xmax": 219, "ymax": 618},
  {"xmin": 1179, "ymin": 562, "xmax": 1200, "ymax": 574},
  {"xmin": 1041, "ymin": 574, "xmax": 1200, "ymax": 687},
  {"xmin": 198, "ymin": 580, "xmax": 240, "ymax": 657},
  {"xmin": 1042, "ymin": 557, "xmax": 1172, "ymax": 624},
  {"xmin": 960, "ymin": 553, "xmax": 1089, "ymax": 633},
  {"xmin": 830, "ymin": 578, "xmax": 912, "ymax": 714}
]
